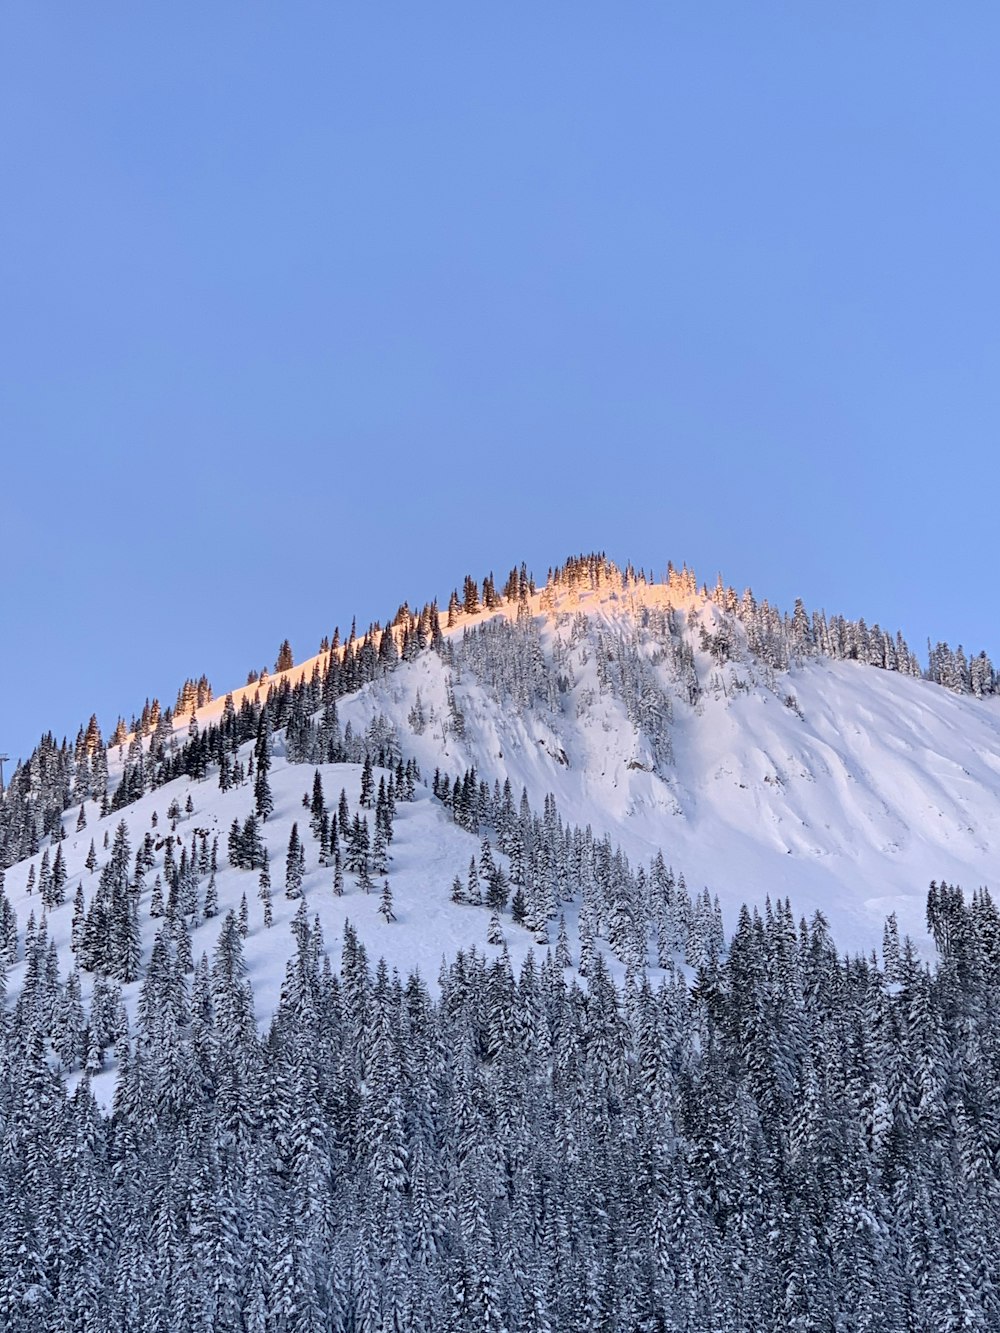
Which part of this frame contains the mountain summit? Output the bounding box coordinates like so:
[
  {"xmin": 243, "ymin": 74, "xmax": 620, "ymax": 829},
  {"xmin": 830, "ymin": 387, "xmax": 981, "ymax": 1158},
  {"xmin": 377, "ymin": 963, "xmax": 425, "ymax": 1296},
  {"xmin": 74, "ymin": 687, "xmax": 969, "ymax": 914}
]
[
  {"xmin": 2, "ymin": 552, "xmax": 999, "ymax": 1049},
  {"xmin": 2, "ymin": 553, "xmax": 999, "ymax": 1328}
]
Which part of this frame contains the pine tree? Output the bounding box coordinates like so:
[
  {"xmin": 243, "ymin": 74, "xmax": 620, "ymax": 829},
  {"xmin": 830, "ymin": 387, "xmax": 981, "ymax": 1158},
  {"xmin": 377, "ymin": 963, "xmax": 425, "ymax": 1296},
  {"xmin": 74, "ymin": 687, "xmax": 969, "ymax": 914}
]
[
  {"xmin": 511, "ymin": 886, "xmax": 527, "ymax": 925},
  {"xmin": 556, "ymin": 913, "xmax": 572, "ymax": 968},
  {"xmin": 485, "ymin": 863, "xmax": 509, "ymax": 914},
  {"xmin": 258, "ymin": 850, "xmax": 273, "ymax": 927},
  {"xmin": 254, "ymin": 709, "xmax": 274, "ymax": 821},
  {"xmin": 371, "ymin": 822, "xmax": 389, "ymax": 876},
  {"xmin": 379, "ymin": 879, "xmax": 395, "ymax": 922},
  {"xmin": 204, "ymin": 872, "xmax": 219, "ymax": 918},
  {"xmin": 254, "ymin": 761, "xmax": 273, "ymax": 823},
  {"xmin": 71, "ymin": 882, "xmax": 85, "ymax": 952},
  {"xmin": 360, "ymin": 754, "xmax": 375, "ymax": 809},
  {"xmin": 50, "ymin": 844, "xmax": 67, "ymax": 904},
  {"xmin": 36, "ymin": 848, "xmax": 51, "ymax": 906},
  {"xmin": 285, "ymin": 823, "xmax": 305, "ymax": 898},
  {"xmin": 310, "ymin": 768, "xmax": 326, "ymax": 838}
]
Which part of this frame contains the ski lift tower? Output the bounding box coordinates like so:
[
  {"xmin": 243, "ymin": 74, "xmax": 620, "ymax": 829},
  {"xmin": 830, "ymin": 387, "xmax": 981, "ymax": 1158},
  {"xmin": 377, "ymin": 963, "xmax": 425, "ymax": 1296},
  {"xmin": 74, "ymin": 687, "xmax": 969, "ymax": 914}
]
[{"xmin": 0, "ymin": 755, "xmax": 7, "ymax": 795}]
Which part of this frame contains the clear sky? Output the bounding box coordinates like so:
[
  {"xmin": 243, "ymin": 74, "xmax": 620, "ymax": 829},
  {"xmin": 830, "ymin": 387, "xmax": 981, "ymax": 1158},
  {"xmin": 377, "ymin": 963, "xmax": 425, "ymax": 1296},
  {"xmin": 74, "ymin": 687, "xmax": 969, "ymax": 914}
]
[{"xmin": 2, "ymin": 4, "xmax": 999, "ymax": 764}]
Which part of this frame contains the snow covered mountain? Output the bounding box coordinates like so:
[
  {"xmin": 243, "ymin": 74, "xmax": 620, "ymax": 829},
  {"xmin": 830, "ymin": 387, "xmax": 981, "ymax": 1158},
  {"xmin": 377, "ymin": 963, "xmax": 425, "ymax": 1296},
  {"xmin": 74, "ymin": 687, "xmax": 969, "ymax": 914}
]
[
  {"xmin": 2, "ymin": 552, "xmax": 1000, "ymax": 1088},
  {"xmin": 6, "ymin": 553, "xmax": 1000, "ymax": 1331}
]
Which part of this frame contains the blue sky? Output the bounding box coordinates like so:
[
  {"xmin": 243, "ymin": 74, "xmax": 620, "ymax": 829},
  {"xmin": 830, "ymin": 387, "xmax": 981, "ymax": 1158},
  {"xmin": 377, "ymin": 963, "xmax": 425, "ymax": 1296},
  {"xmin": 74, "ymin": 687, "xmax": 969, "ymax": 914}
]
[{"xmin": 2, "ymin": 4, "xmax": 999, "ymax": 763}]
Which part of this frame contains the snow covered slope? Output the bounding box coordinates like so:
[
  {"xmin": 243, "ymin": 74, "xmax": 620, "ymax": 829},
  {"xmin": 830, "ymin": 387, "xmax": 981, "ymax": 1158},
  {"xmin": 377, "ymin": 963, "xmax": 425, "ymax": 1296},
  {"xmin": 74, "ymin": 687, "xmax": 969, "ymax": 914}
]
[
  {"xmin": 3, "ymin": 557, "xmax": 1000, "ymax": 1101},
  {"xmin": 336, "ymin": 577, "xmax": 1000, "ymax": 950}
]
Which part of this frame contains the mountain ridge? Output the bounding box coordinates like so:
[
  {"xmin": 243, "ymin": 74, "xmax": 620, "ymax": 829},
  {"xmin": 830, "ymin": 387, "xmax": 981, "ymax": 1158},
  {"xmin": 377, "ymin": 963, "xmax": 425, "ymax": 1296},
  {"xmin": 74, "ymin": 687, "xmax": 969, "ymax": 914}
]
[{"xmin": 2, "ymin": 553, "xmax": 1000, "ymax": 1098}]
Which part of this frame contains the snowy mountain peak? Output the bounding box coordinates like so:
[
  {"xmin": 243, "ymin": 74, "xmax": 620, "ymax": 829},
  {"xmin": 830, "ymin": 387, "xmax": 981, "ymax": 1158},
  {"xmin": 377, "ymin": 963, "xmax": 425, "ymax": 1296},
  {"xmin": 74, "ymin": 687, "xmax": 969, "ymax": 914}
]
[{"xmin": 2, "ymin": 550, "xmax": 1000, "ymax": 1110}]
